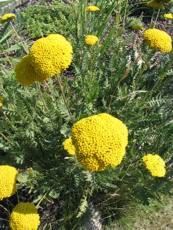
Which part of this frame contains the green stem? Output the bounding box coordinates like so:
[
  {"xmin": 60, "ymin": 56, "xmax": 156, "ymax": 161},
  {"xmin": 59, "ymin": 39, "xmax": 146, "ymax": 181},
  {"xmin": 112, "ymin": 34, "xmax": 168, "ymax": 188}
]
[
  {"xmin": 57, "ymin": 76, "xmax": 73, "ymax": 121},
  {"xmin": 10, "ymin": 22, "xmax": 28, "ymax": 53},
  {"xmin": 0, "ymin": 204, "xmax": 10, "ymax": 215},
  {"xmin": 153, "ymin": 10, "xmax": 160, "ymax": 28}
]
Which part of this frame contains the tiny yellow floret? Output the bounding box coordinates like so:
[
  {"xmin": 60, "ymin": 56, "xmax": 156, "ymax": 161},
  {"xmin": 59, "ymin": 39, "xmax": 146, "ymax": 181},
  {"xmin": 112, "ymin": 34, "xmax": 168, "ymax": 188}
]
[
  {"xmin": 85, "ymin": 35, "xmax": 99, "ymax": 46},
  {"xmin": 10, "ymin": 202, "xmax": 40, "ymax": 230},
  {"xmin": 143, "ymin": 28, "xmax": 172, "ymax": 53},
  {"xmin": 63, "ymin": 137, "xmax": 76, "ymax": 155},
  {"xmin": 164, "ymin": 13, "xmax": 173, "ymax": 19},
  {"xmin": 0, "ymin": 165, "xmax": 18, "ymax": 200},
  {"xmin": 86, "ymin": 5, "xmax": 100, "ymax": 12},
  {"xmin": 29, "ymin": 34, "xmax": 73, "ymax": 79},
  {"xmin": 71, "ymin": 113, "xmax": 128, "ymax": 172},
  {"xmin": 143, "ymin": 154, "xmax": 166, "ymax": 177},
  {"xmin": 0, "ymin": 13, "xmax": 16, "ymax": 23}
]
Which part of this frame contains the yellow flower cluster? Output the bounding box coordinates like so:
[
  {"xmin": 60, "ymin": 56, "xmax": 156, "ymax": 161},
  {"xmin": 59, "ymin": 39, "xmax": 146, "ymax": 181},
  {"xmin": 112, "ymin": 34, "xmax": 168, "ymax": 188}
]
[
  {"xmin": 164, "ymin": 13, "xmax": 173, "ymax": 19},
  {"xmin": 15, "ymin": 34, "xmax": 73, "ymax": 85},
  {"xmin": 85, "ymin": 35, "xmax": 99, "ymax": 46},
  {"xmin": 30, "ymin": 34, "xmax": 73, "ymax": 79},
  {"xmin": 0, "ymin": 166, "xmax": 40, "ymax": 228},
  {"xmin": 0, "ymin": 165, "xmax": 18, "ymax": 200},
  {"xmin": 10, "ymin": 202, "xmax": 40, "ymax": 230},
  {"xmin": 143, "ymin": 154, "xmax": 166, "ymax": 177},
  {"xmin": 63, "ymin": 137, "xmax": 76, "ymax": 155},
  {"xmin": 71, "ymin": 113, "xmax": 128, "ymax": 172},
  {"xmin": 15, "ymin": 56, "xmax": 41, "ymax": 86},
  {"xmin": 86, "ymin": 5, "xmax": 100, "ymax": 12},
  {"xmin": 0, "ymin": 13, "xmax": 16, "ymax": 23},
  {"xmin": 143, "ymin": 28, "xmax": 172, "ymax": 53}
]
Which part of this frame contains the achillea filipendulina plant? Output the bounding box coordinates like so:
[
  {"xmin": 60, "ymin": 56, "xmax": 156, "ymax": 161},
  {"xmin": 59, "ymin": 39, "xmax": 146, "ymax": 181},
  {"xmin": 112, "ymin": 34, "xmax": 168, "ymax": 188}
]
[
  {"xmin": 10, "ymin": 202, "xmax": 40, "ymax": 230},
  {"xmin": 86, "ymin": 5, "xmax": 100, "ymax": 12},
  {"xmin": 85, "ymin": 35, "xmax": 99, "ymax": 46},
  {"xmin": 2, "ymin": 1, "xmax": 173, "ymax": 227},
  {"xmin": 0, "ymin": 13, "xmax": 16, "ymax": 23},
  {"xmin": 15, "ymin": 34, "xmax": 73, "ymax": 85},
  {"xmin": 29, "ymin": 34, "xmax": 73, "ymax": 80},
  {"xmin": 63, "ymin": 137, "xmax": 76, "ymax": 155},
  {"xmin": 143, "ymin": 154, "xmax": 166, "ymax": 177},
  {"xmin": 0, "ymin": 165, "xmax": 18, "ymax": 200},
  {"xmin": 71, "ymin": 113, "xmax": 128, "ymax": 172},
  {"xmin": 143, "ymin": 28, "xmax": 172, "ymax": 53}
]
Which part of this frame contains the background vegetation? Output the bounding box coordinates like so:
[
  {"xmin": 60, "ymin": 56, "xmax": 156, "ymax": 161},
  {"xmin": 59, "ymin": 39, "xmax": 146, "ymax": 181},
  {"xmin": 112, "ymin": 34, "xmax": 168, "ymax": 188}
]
[{"xmin": 0, "ymin": 0, "xmax": 173, "ymax": 229}]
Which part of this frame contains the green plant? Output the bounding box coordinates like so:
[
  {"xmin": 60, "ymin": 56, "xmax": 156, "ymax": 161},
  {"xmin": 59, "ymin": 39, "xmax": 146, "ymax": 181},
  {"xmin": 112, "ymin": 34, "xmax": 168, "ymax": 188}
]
[{"xmin": 0, "ymin": 0, "xmax": 173, "ymax": 228}]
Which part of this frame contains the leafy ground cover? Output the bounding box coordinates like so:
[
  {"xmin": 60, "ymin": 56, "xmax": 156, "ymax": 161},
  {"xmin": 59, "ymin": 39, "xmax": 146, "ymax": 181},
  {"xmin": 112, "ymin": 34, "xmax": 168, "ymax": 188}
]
[{"xmin": 0, "ymin": 0, "xmax": 173, "ymax": 229}]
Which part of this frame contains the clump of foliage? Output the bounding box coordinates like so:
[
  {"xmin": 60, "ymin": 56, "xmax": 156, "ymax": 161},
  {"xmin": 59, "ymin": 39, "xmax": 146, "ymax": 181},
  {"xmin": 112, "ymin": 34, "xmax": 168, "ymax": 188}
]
[
  {"xmin": 18, "ymin": 2, "xmax": 74, "ymax": 39},
  {"xmin": 0, "ymin": 0, "xmax": 173, "ymax": 229}
]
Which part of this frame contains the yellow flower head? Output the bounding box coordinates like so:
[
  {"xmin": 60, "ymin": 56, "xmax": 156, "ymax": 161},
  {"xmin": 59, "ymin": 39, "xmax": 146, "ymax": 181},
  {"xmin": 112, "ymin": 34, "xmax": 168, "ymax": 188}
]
[
  {"xmin": 86, "ymin": 5, "xmax": 100, "ymax": 12},
  {"xmin": 146, "ymin": 0, "xmax": 164, "ymax": 9},
  {"xmin": 143, "ymin": 154, "xmax": 166, "ymax": 177},
  {"xmin": 143, "ymin": 28, "xmax": 172, "ymax": 53},
  {"xmin": 0, "ymin": 165, "xmax": 18, "ymax": 200},
  {"xmin": 15, "ymin": 55, "xmax": 43, "ymax": 86},
  {"xmin": 71, "ymin": 113, "xmax": 128, "ymax": 172},
  {"xmin": 0, "ymin": 96, "xmax": 3, "ymax": 109},
  {"xmin": 164, "ymin": 13, "xmax": 173, "ymax": 19},
  {"xmin": 10, "ymin": 202, "xmax": 40, "ymax": 230},
  {"xmin": 85, "ymin": 35, "xmax": 99, "ymax": 46},
  {"xmin": 29, "ymin": 34, "xmax": 73, "ymax": 79},
  {"xmin": 0, "ymin": 13, "xmax": 16, "ymax": 23},
  {"xmin": 63, "ymin": 137, "xmax": 76, "ymax": 155}
]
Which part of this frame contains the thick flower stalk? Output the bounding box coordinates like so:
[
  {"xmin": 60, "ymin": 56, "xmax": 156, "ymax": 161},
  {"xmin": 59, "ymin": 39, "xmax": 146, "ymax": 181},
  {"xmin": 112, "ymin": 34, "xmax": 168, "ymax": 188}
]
[
  {"xmin": 85, "ymin": 35, "xmax": 99, "ymax": 46},
  {"xmin": 0, "ymin": 13, "xmax": 16, "ymax": 23},
  {"xmin": 0, "ymin": 165, "xmax": 18, "ymax": 200},
  {"xmin": 143, "ymin": 154, "xmax": 166, "ymax": 177},
  {"xmin": 71, "ymin": 113, "xmax": 128, "ymax": 172},
  {"xmin": 10, "ymin": 202, "xmax": 40, "ymax": 230},
  {"xmin": 143, "ymin": 28, "xmax": 172, "ymax": 53},
  {"xmin": 86, "ymin": 5, "xmax": 100, "ymax": 12},
  {"xmin": 15, "ymin": 34, "xmax": 73, "ymax": 85},
  {"xmin": 63, "ymin": 137, "xmax": 76, "ymax": 155}
]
